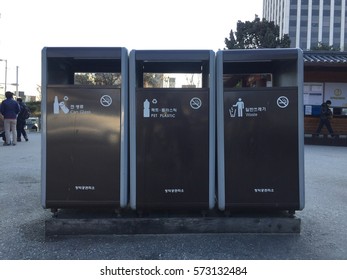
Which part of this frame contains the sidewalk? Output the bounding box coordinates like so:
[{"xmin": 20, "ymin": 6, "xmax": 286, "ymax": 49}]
[{"xmin": 0, "ymin": 132, "xmax": 347, "ymax": 259}]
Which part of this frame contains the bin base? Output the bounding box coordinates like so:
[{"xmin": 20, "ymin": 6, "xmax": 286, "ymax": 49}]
[{"xmin": 45, "ymin": 210, "xmax": 301, "ymax": 236}]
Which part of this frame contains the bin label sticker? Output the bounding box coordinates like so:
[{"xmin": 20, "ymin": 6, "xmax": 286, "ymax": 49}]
[
  {"xmin": 100, "ymin": 95, "xmax": 113, "ymax": 107},
  {"xmin": 277, "ymin": 96, "xmax": 289, "ymax": 108},
  {"xmin": 143, "ymin": 98, "xmax": 178, "ymax": 119},
  {"xmin": 254, "ymin": 187, "xmax": 275, "ymax": 193},
  {"xmin": 229, "ymin": 97, "xmax": 267, "ymax": 118},
  {"xmin": 53, "ymin": 96, "xmax": 70, "ymax": 114},
  {"xmin": 164, "ymin": 188, "xmax": 185, "ymax": 194},
  {"xmin": 75, "ymin": 185, "xmax": 96, "ymax": 191},
  {"xmin": 53, "ymin": 95, "xmax": 91, "ymax": 115},
  {"xmin": 229, "ymin": 98, "xmax": 245, "ymax": 117},
  {"xmin": 190, "ymin": 97, "xmax": 202, "ymax": 109},
  {"xmin": 143, "ymin": 99, "xmax": 150, "ymax": 118}
]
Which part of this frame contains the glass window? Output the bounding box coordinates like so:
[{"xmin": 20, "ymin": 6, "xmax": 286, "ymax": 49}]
[
  {"xmin": 311, "ymin": 33, "xmax": 319, "ymax": 43},
  {"xmin": 323, "ymin": 18, "xmax": 330, "ymax": 26},
  {"xmin": 312, "ymin": 9, "xmax": 319, "ymax": 16},
  {"xmin": 301, "ymin": 20, "xmax": 308, "ymax": 26},
  {"xmin": 323, "ymin": 10, "xmax": 330, "ymax": 16},
  {"xmin": 301, "ymin": 8, "xmax": 308, "ymax": 16},
  {"xmin": 290, "ymin": 8, "xmax": 297, "ymax": 16}
]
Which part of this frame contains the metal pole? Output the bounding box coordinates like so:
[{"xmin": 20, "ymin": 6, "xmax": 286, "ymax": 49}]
[
  {"xmin": 16, "ymin": 66, "xmax": 19, "ymax": 97},
  {"xmin": 0, "ymin": 59, "xmax": 7, "ymax": 92},
  {"xmin": 4, "ymin": 60, "xmax": 7, "ymax": 93}
]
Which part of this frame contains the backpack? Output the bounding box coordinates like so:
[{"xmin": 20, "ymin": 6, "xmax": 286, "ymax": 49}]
[
  {"xmin": 20, "ymin": 104, "xmax": 31, "ymax": 120},
  {"xmin": 23, "ymin": 107, "xmax": 30, "ymax": 119},
  {"xmin": 320, "ymin": 102, "xmax": 332, "ymax": 119}
]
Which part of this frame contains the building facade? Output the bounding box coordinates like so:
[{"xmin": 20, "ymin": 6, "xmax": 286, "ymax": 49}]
[{"xmin": 263, "ymin": 0, "xmax": 347, "ymax": 51}]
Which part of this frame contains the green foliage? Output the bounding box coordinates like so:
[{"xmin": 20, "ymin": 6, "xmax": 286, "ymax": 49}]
[
  {"xmin": 26, "ymin": 101, "xmax": 41, "ymax": 117},
  {"xmin": 225, "ymin": 16, "xmax": 291, "ymax": 49},
  {"xmin": 310, "ymin": 42, "xmax": 340, "ymax": 51},
  {"xmin": 143, "ymin": 73, "xmax": 164, "ymax": 87},
  {"xmin": 74, "ymin": 73, "xmax": 122, "ymax": 86}
]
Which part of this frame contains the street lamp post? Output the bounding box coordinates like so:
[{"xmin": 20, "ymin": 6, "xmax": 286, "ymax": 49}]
[
  {"xmin": 16, "ymin": 66, "xmax": 19, "ymax": 97},
  {"xmin": 0, "ymin": 59, "xmax": 7, "ymax": 92}
]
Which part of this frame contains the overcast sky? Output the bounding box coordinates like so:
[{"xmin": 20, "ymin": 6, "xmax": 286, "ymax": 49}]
[{"xmin": 0, "ymin": 0, "xmax": 263, "ymax": 96}]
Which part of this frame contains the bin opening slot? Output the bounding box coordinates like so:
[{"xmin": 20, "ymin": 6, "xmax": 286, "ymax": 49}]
[
  {"xmin": 47, "ymin": 58, "xmax": 122, "ymax": 85},
  {"xmin": 224, "ymin": 73, "xmax": 273, "ymax": 88},
  {"xmin": 136, "ymin": 61, "xmax": 210, "ymax": 88},
  {"xmin": 223, "ymin": 60, "xmax": 297, "ymax": 88},
  {"xmin": 74, "ymin": 72, "xmax": 121, "ymax": 86},
  {"xmin": 142, "ymin": 73, "xmax": 202, "ymax": 88}
]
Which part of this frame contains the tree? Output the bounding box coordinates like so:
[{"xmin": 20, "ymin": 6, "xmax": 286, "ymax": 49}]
[
  {"xmin": 143, "ymin": 73, "xmax": 164, "ymax": 87},
  {"xmin": 26, "ymin": 101, "xmax": 41, "ymax": 117},
  {"xmin": 225, "ymin": 16, "xmax": 291, "ymax": 49},
  {"xmin": 310, "ymin": 42, "xmax": 340, "ymax": 51},
  {"xmin": 94, "ymin": 73, "xmax": 121, "ymax": 86},
  {"xmin": 36, "ymin": 84, "xmax": 42, "ymax": 101},
  {"xmin": 74, "ymin": 73, "xmax": 121, "ymax": 86}
]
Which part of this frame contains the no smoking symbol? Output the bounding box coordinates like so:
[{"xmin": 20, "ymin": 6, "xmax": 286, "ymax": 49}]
[
  {"xmin": 190, "ymin": 97, "xmax": 202, "ymax": 109},
  {"xmin": 277, "ymin": 96, "xmax": 289, "ymax": 108},
  {"xmin": 100, "ymin": 95, "xmax": 112, "ymax": 107}
]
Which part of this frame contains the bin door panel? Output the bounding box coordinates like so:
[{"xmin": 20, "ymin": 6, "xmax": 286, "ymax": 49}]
[
  {"xmin": 46, "ymin": 87, "xmax": 121, "ymax": 207},
  {"xmin": 136, "ymin": 88, "xmax": 210, "ymax": 209},
  {"xmin": 223, "ymin": 88, "xmax": 300, "ymax": 208}
]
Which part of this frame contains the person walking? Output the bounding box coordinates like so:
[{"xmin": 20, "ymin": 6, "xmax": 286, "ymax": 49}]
[
  {"xmin": 16, "ymin": 98, "xmax": 29, "ymax": 142},
  {"xmin": 0, "ymin": 91, "xmax": 20, "ymax": 146},
  {"xmin": 315, "ymin": 99, "xmax": 335, "ymax": 137}
]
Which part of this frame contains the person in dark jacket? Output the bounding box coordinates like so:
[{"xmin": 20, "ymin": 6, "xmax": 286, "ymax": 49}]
[
  {"xmin": 0, "ymin": 91, "xmax": 20, "ymax": 146},
  {"xmin": 16, "ymin": 98, "xmax": 29, "ymax": 142},
  {"xmin": 315, "ymin": 100, "xmax": 335, "ymax": 137}
]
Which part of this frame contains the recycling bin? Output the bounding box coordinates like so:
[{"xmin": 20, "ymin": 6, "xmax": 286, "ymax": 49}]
[
  {"xmin": 41, "ymin": 47, "xmax": 128, "ymax": 210},
  {"xmin": 216, "ymin": 48, "xmax": 305, "ymax": 212},
  {"xmin": 129, "ymin": 50, "xmax": 215, "ymax": 211}
]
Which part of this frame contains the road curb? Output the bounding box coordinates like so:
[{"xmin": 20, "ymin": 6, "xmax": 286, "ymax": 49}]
[{"xmin": 45, "ymin": 216, "xmax": 301, "ymax": 236}]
